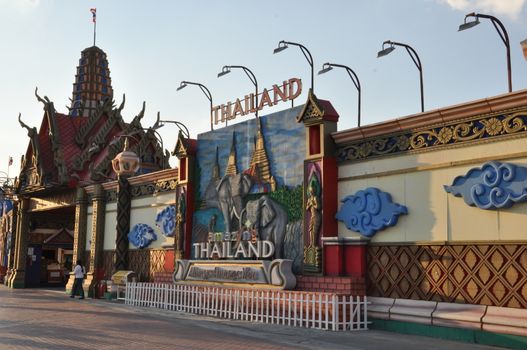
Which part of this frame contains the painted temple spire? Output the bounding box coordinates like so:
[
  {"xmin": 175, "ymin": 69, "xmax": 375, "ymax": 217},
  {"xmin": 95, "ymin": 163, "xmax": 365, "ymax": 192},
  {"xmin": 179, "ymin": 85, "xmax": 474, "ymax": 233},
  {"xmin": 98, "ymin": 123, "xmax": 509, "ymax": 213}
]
[
  {"xmin": 212, "ymin": 147, "xmax": 220, "ymax": 181},
  {"xmin": 225, "ymin": 133, "xmax": 238, "ymax": 176},
  {"xmin": 69, "ymin": 46, "xmax": 113, "ymax": 117},
  {"xmin": 249, "ymin": 117, "xmax": 276, "ymax": 191}
]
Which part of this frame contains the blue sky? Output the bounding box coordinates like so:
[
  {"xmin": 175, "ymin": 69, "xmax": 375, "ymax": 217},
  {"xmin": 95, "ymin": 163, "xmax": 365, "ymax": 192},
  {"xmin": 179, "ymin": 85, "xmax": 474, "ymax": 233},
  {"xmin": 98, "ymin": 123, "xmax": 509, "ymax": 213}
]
[{"xmin": 0, "ymin": 0, "xmax": 526, "ymax": 173}]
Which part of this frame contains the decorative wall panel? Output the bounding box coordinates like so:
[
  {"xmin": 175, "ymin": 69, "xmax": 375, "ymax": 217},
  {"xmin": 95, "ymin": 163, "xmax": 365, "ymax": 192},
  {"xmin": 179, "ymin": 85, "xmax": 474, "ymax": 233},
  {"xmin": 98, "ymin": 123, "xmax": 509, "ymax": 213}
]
[
  {"xmin": 128, "ymin": 249, "xmax": 165, "ymax": 282},
  {"xmin": 338, "ymin": 108, "xmax": 527, "ymax": 162},
  {"xmin": 367, "ymin": 243, "xmax": 527, "ymax": 308},
  {"xmin": 102, "ymin": 250, "xmax": 115, "ymax": 279}
]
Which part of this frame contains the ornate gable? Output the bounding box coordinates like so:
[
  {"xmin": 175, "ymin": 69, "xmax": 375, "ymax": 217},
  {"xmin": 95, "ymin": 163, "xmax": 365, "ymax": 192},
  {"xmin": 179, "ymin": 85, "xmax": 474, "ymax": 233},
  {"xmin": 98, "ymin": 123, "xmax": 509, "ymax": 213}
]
[
  {"xmin": 297, "ymin": 89, "xmax": 325, "ymax": 125},
  {"xmin": 173, "ymin": 131, "xmax": 190, "ymax": 159}
]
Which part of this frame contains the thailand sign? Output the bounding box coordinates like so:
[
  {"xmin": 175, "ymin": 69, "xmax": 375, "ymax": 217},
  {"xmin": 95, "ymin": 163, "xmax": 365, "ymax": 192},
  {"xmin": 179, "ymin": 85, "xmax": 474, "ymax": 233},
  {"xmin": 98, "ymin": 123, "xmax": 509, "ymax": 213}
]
[
  {"xmin": 211, "ymin": 78, "xmax": 302, "ymax": 125},
  {"xmin": 193, "ymin": 230, "xmax": 275, "ymax": 259}
]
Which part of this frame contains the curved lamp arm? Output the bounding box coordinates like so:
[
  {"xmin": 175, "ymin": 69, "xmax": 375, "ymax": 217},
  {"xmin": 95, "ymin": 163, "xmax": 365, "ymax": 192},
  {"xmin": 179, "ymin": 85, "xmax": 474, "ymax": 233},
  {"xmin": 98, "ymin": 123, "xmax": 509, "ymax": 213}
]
[
  {"xmin": 378, "ymin": 40, "xmax": 424, "ymax": 112},
  {"xmin": 218, "ymin": 65, "xmax": 259, "ymax": 118},
  {"xmin": 460, "ymin": 12, "xmax": 511, "ymax": 92},
  {"xmin": 177, "ymin": 81, "xmax": 214, "ymax": 130},
  {"xmin": 318, "ymin": 62, "xmax": 362, "ymax": 127},
  {"xmin": 274, "ymin": 40, "xmax": 314, "ymax": 92}
]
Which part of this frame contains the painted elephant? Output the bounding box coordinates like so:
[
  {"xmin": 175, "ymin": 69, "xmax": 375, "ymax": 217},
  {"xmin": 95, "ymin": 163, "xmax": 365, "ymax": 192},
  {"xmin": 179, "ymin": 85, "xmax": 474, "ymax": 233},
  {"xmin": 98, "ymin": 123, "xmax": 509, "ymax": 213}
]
[
  {"xmin": 241, "ymin": 196, "xmax": 288, "ymax": 259},
  {"xmin": 216, "ymin": 173, "xmax": 253, "ymax": 233}
]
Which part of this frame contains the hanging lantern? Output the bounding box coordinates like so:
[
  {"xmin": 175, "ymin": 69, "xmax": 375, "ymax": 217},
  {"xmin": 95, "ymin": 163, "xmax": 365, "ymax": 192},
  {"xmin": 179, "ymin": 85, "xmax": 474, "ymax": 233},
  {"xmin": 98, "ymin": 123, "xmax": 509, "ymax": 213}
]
[{"xmin": 112, "ymin": 137, "xmax": 140, "ymax": 177}]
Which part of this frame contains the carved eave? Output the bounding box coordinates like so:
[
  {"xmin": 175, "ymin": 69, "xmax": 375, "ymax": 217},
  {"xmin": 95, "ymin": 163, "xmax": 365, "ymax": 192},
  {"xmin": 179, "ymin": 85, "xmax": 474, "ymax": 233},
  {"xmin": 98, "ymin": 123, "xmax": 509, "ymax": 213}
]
[
  {"xmin": 18, "ymin": 113, "xmax": 45, "ymax": 192},
  {"xmin": 296, "ymin": 89, "xmax": 325, "ymax": 126},
  {"xmin": 129, "ymin": 101, "xmax": 146, "ymax": 130},
  {"xmin": 74, "ymin": 96, "xmax": 124, "ymax": 148},
  {"xmin": 35, "ymin": 88, "xmax": 69, "ymax": 185},
  {"xmin": 72, "ymin": 96, "xmax": 128, "ymax": 172}
]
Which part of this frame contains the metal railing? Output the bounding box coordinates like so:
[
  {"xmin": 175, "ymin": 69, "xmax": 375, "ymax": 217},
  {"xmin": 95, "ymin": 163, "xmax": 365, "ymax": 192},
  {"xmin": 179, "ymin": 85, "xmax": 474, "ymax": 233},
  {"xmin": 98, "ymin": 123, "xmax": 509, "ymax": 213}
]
[{"xmin": 125, "ymin": 282, "xmax": 368, "ymax": 331}]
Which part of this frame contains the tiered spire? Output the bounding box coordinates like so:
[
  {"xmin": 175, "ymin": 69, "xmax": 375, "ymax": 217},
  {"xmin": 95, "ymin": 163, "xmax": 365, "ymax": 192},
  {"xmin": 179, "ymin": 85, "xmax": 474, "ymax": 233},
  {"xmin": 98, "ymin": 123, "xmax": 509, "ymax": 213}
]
[
  {"xmin": 249, "ymin": 118, "xmax": 276, "ymax": 191},
  {"xmin": 211, "ymin": 147, "xmax": 220, "ymax": 181},
  {"xmin": 69, "ymin": 46, "xmax": 113, "ymax": 117},
  {"xmin": 225, "ymin": 133, "xmax": 238, "ymax": 176}
]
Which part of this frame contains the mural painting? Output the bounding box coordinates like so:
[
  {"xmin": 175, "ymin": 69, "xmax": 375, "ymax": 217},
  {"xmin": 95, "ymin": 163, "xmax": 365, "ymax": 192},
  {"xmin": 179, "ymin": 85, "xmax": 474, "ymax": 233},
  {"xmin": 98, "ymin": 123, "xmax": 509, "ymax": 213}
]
[{"xmin": 189, "ymin": 106, "xmax": 306, "ymax": 277}]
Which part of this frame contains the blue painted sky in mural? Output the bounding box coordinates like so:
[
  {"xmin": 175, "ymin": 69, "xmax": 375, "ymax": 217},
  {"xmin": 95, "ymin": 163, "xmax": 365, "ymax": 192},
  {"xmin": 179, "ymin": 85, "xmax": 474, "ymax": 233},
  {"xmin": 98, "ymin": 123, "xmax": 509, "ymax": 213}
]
[{"xmin": 196, "ymin": 105, "xmax": 305, "ymax": 196}]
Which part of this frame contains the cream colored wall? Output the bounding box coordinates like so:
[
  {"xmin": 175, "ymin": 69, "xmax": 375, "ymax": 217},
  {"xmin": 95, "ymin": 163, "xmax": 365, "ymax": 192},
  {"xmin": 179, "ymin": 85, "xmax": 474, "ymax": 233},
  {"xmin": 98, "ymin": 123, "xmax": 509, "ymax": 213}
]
[
  {"xmin": 103, "ymin": 202, "xmax": 117, "ymax": 250},
  {"xmin": 127, "ymin": 192, "xmax": 176, "ymax": 250},
  {"xmin": 338, "ymin": 137, "xmax": 527, "ymax": 243},
  {"xmin": 85, "ymin": 208, "xmax": 93, "ymax": 251},
  {"xmin": 85, "ymin": 192, "xmax": 176, "ymax": 252}
]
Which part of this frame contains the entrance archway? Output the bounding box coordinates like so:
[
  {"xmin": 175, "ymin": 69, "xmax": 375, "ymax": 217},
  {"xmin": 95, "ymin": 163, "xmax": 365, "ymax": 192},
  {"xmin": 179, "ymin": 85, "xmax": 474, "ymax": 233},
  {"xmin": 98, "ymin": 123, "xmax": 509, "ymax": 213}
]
[{"xmin": 25, "ymin": 206, "xmax": 75, "ymax": 287}]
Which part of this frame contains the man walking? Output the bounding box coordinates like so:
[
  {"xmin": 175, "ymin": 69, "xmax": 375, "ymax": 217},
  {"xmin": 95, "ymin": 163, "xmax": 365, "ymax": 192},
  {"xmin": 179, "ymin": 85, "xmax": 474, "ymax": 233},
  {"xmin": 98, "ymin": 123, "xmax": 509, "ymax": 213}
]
[{"xmin": 70, "ymin": 260, "xmax": 85, "ymax": 299}]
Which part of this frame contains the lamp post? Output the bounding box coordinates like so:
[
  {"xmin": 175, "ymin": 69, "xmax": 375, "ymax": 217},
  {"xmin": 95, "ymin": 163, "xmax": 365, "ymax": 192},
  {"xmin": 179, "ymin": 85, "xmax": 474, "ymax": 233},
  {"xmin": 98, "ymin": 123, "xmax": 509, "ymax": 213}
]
[
  {"xmin": 378, "ymin": 40, "xmax": 424, "ymax": 113},
  {"xmin": 318, "ymin": 62, "xmax": 362, "ymax": 127},
  {"xmin": 458, "ymin": 12, "xmax": 512, "ymax": 93},
  {"xmin": 176, "ymin": 81, "xmax": 214, "ymax": 130},
  {"xmin": 111, "ymin": 136, "xmax": 140, "ymax": 272},
  {"xmin": 218, "ymin": 65, "xmax": 259, "ymax": 118},
  {"xmin": 274, "ymin": 40, "xmax": 314, "ymax": 93}
]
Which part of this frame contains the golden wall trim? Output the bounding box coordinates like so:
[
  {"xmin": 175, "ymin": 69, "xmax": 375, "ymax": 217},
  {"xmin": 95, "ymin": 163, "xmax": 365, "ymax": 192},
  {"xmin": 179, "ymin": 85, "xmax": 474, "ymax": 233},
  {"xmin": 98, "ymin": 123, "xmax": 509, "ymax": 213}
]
[
  {"xmin": 335, "ymin": 106, "xmax": 527, "ymax": 163},
  {"xmin": 333, "ymin": 89, "xmax": 527, "ymax": 145}
]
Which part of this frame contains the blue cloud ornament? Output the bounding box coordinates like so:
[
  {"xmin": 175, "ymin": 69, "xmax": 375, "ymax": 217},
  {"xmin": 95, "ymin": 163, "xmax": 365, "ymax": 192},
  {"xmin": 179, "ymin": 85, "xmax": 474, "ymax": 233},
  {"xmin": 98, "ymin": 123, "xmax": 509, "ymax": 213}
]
[
  {"xmin": 155, "ymin": 205, "xmax": 176, "ymax": 236},
  {"xmin": 336, "ymin": 187, "xmax": 408, "ymax": 237},
  {"xmin": 444, "ymin": 161, "xmax": 527, "ymax": 210},
  {"xmin": 128, "ymin": 223, "xmax": 157, "ymax": 248}
]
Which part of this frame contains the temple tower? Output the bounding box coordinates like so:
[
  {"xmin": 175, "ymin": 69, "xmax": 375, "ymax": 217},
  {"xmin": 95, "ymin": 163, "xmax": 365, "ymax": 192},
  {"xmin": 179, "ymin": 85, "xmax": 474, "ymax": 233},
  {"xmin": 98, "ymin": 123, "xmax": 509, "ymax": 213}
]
[
  {"xmin": 225, "ymin": 133, "xmax": 238, "ymax": 176},
  {"xmin": 249, "ymin": 119, "xmax": 276, "ymax": 191},
  {"xmin": 69, "ymin": 46, "xmax": 113, "ymax": 117}
]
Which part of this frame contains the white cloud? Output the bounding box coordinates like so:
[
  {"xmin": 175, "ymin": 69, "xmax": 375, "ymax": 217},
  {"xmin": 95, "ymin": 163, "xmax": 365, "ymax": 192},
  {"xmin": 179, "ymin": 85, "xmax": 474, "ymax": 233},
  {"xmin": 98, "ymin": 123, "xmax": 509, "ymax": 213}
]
[{"xmin": 438, "ymin": 0, "xmax": 525, "ymax": 20}]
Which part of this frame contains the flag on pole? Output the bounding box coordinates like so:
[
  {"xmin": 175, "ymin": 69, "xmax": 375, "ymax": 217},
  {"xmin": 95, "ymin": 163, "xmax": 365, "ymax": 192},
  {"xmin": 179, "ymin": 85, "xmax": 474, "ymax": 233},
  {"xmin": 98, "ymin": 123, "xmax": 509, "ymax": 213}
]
[
  {"xmin": 90, "ymin": 8, "xmax": 96, "ymax": 23},
  {"xmin": 8, "ymin": 157, "xmax": 12, "ymax": 166}
]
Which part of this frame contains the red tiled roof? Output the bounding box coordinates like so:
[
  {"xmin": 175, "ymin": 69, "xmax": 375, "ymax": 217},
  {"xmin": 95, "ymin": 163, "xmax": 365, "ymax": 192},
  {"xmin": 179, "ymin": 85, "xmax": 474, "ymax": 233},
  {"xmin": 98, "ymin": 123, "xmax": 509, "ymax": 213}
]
[{"xmin": 54, "ymin": 113, "xmax": 87, "ymax": 170}]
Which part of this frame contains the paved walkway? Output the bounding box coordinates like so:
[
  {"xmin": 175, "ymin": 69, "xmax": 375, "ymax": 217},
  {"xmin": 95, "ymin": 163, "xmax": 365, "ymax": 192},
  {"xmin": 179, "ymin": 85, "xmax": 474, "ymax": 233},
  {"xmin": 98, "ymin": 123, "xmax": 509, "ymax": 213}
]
[{"xmin": 0, "ymin": 286, "xmax": 505, "ymax": 350}]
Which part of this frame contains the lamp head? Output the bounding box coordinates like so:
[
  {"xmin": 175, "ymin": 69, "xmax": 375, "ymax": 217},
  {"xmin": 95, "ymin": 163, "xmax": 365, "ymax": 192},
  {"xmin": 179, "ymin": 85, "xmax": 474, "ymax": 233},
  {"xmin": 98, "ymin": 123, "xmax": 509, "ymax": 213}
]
[
  {"xmin": 458, "ymin": 18, "xmax": 480, "ymax": 31},
  {"xmin": 176, "ymin": 81, "xmax": 188, "ymax": 91},
  {"xmin": 273, "ymin": 40, "xmax": 288, "ymax": 54},
  {"xmin": 377, "ymin": 45, "xmax": 395, "ymax": 58},
  {"xmin": 217, "ymin": 66, "xmax": 231, "ymax": 78},
  {"xmin": 317, "ymin": 63, "xmax": 333, "ymax": 75}
]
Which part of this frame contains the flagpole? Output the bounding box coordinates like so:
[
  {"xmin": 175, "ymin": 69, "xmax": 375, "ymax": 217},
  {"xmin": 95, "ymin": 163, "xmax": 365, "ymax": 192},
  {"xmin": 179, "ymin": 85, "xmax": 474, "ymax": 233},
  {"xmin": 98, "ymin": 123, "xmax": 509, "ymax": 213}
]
[{"xmin": 93, "ymin": 19, "xmax": 96, "ymax": 46}]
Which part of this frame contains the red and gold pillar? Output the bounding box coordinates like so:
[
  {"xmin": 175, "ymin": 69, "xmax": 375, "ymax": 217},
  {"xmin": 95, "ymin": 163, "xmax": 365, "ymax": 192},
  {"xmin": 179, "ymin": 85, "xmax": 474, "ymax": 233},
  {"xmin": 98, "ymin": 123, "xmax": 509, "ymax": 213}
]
[
  {"xmin": 172, "ymin": 134, "xmax": 196, "ymax": 262},
  {"xmin": 297, "ymin": 90, "xmax": 339, "ymax": 274}
]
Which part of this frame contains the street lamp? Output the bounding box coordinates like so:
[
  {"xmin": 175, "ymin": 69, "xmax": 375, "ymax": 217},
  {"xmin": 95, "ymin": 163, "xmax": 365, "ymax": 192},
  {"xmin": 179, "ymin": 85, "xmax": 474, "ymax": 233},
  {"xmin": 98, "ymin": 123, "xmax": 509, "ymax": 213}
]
[
  {"xmin": 377, "ymin": 40, "xmax": 424, "ymax": 113},
  {"xmin": 273, "ymin": 40, "xmax": 314, "ymax": 92},
  {"xmin": 154, "ymin": 114, "xmax": 190, "ymax": 141},
  {"xmin": 217, "ymin": 65, "xmax": 259, "ymax": 118},
  {"xmin": 318, "ymin": 62, "xmax": 362, "ymax": 127},
  {"xmin": 177, "ymin": 81, "xmax": 214, "ymax": 131},
  {"xmin": 458, "ymin": 12, "xmax": 512, "ymax": 93},
  {"xmin": 111, "ymin": 137, "xmax": 140, "ymax": 178}
]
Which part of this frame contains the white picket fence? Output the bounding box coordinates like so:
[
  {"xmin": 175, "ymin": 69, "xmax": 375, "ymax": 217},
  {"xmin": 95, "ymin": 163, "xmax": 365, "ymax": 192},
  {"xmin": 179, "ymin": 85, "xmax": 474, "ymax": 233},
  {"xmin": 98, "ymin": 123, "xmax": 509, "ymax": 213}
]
[{"xmin": 125, "ymin": 282, "xmax": 368, "ymax": 331}]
